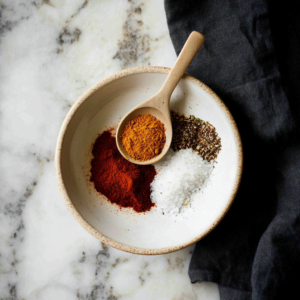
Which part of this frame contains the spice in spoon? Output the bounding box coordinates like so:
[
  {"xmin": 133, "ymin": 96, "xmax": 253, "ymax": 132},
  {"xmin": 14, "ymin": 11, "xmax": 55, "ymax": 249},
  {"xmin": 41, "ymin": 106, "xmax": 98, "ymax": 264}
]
[{"xmin": 121, "ymin": 114, "xmax": 166, "ymax": 162}]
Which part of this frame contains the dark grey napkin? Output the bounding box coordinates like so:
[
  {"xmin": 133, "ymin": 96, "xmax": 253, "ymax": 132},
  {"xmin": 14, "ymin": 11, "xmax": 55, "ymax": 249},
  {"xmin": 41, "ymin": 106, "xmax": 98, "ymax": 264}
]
[{"xmin": 164, "ymin": 0, "xmax": 300, "ymax": 299}]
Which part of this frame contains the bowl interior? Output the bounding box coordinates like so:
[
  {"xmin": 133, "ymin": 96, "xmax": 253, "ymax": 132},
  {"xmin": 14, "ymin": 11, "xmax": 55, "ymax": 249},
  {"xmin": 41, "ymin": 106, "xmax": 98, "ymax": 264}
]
[{"xmin": 58, "ymin": 70, "xmax": 242, "ymax": 252}]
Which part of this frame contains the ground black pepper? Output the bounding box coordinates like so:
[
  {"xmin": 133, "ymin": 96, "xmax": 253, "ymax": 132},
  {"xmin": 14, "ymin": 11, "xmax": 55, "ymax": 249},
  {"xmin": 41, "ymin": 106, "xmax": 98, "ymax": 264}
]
[{"xmin": 171, "ymin": 111, "xmax": 222, "ymax": 162}]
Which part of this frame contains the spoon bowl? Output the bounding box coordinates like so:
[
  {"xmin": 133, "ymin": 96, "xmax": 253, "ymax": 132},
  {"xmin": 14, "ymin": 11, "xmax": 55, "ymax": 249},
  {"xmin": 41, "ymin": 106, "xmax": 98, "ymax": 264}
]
[
  {"xmin": 116, "ymin": 31, "xmax": 205, "ymax": 165},
  {"xmin": 116, "ymin": 105, "xmax": 172, "ymax": 165}
]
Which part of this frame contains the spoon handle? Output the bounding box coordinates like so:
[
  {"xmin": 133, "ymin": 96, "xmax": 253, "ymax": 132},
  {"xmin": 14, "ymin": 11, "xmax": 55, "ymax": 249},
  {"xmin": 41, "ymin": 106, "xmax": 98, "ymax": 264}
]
[{"xmin": 159, "ymin": 31, "xmax": 205, "ymax": 98}]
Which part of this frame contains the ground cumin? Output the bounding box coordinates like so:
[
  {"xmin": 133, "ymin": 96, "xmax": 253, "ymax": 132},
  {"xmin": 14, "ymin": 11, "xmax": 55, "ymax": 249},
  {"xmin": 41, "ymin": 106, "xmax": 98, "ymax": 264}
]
[
  {"xmin": 121, "ymin": 114, "xmax": 166, "ymax": 161},
  {"xmin": 90, "ymin": 130, "xmax": 156, "ymax": 213}
]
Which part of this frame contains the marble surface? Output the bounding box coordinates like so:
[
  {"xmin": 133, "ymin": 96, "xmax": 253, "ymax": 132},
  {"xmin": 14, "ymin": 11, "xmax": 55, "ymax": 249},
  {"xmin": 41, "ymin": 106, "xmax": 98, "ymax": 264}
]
[{"xmin": 0, "ymin": 0, "xmax": 220, "ymax": 299}]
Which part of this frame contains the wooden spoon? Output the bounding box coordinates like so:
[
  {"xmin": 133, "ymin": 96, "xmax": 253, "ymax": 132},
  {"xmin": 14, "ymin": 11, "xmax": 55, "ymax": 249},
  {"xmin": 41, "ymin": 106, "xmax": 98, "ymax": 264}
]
[{"xmin": 116, "ymin": 31, "xmax": 205, "ymax": 165}]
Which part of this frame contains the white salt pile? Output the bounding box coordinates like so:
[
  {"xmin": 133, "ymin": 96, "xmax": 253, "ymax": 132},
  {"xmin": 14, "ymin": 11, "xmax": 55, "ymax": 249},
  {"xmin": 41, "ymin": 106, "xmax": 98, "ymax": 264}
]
[{"xmin": 151, "ymin": 148, "xmax": 213, "ymax": 214}]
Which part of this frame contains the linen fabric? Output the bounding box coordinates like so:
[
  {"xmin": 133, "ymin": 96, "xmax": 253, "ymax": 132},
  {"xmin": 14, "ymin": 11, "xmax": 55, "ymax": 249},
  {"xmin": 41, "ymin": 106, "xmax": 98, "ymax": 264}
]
[{"xmin": 164, "ymin": 1, "xmax": 300, "ymax": 299}]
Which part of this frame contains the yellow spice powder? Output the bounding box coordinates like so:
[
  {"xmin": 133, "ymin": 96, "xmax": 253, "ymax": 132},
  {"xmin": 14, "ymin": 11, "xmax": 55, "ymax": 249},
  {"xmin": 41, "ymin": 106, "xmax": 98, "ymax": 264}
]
[{"xmin": 121, "ymin": 114, "xmax": 166, "ymax": 162}]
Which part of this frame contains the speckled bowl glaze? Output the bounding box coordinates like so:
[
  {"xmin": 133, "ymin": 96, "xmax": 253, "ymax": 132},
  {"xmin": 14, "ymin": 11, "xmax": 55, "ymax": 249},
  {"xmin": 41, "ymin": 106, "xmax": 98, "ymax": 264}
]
[{"xmin": 55, "ymin": 66, "xmax": 243, "ymax": 255}]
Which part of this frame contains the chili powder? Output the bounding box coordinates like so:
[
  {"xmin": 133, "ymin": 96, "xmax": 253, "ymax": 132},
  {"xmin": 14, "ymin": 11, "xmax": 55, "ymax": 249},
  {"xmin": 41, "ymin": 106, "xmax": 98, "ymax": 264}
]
[{"xmin": 90, "ymin": 130, "xmax": 156, "ymax": 213}]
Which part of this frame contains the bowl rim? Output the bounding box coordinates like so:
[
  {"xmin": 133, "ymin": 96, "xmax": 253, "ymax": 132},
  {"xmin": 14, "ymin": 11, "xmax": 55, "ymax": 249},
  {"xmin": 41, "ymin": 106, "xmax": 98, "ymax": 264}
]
[{"xmin": 55, "ymin": 66, "xmax": 243, "ymax": 255}]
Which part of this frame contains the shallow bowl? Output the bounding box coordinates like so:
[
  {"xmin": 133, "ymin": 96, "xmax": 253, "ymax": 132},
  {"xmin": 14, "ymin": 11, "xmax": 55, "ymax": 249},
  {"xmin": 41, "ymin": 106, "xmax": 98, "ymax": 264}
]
[{"xmin": 55, "ymin": 66, "xmax": 243, "ymax": 255}]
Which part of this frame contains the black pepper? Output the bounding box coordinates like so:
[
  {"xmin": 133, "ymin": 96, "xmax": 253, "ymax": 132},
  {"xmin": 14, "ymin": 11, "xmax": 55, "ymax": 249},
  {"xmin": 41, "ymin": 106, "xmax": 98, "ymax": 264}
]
[{"xmin": 171, "ymin": 111, "xmax": 222, "ymax": 162}]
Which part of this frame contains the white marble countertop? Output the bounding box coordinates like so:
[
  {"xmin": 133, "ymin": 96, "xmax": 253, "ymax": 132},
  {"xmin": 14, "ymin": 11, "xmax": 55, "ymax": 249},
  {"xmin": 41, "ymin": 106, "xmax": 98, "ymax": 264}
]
[{"xmin": 0, "ymin": 0, "xmax": 219, "ymax": 299}]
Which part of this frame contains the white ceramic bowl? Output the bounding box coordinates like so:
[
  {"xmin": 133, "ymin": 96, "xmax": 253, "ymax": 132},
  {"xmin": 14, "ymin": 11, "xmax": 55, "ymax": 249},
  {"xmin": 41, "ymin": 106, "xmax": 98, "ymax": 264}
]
[{"xmin": 55, "ymin": 66, "xmax": 243, "ymax": 255}]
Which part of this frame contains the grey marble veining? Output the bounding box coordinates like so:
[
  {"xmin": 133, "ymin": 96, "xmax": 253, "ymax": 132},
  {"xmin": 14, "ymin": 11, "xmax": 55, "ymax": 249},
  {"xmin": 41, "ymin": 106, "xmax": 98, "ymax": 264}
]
[{"xmin": 0, "ymin": 1, "xmax": 219, "ymax": 299}]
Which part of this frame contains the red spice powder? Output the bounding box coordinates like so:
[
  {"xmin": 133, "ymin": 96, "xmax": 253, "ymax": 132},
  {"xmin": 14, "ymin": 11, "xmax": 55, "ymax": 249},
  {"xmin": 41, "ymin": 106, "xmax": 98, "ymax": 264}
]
[{"xmin": 90, "ymin": 130, "xmax": 156, "ymax": 213}]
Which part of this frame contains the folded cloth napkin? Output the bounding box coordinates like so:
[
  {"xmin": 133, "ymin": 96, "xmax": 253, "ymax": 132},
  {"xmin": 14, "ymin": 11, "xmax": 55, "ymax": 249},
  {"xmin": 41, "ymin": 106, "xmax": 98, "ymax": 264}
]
[{"xmin": 164, "ymin": 1, "xmax": 300, "ymax": 299}]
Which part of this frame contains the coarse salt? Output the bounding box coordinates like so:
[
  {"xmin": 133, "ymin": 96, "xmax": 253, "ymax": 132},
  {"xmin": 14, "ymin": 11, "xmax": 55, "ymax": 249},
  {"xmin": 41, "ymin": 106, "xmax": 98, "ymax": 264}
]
[{"xmin": 151, "ymin": 148, "xmax": 213, "ymax": 214}]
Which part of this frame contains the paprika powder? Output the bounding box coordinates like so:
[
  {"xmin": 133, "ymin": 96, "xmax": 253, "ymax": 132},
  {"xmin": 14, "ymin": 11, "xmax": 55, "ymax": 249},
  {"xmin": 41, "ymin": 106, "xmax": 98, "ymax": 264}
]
[{"xmin": 90, "ymin": 130, "xmax": 156, "ymax": 212}]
